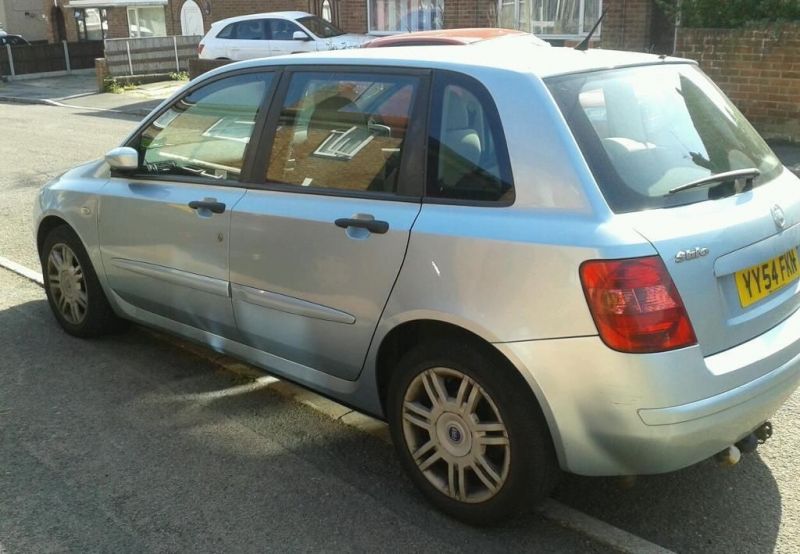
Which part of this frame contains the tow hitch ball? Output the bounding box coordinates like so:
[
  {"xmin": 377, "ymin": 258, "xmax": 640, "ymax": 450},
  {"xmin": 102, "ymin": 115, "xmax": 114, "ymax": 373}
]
[{"xmin": 715, "ymin": 422, "xmax": 773, "ymax": 466}]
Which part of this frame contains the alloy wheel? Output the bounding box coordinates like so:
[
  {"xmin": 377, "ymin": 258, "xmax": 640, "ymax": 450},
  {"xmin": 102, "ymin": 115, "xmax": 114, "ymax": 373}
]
[
  {"xmin": 46, "ymin": 243, "xmax": 88, "ymax": 325},
  {"xmin": 401, "ymin": 367, "xmax": 511, "ymax": 503}
]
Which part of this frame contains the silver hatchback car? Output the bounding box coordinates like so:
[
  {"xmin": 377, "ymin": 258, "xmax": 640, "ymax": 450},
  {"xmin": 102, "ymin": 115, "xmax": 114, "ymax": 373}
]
[{"xmin": 35, "ymin": 37, "xmax": 800, "ymax": 523}]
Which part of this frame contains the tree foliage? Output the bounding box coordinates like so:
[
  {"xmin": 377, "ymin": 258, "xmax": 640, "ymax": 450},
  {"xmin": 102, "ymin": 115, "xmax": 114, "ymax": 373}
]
[{"xmin": 656, "ymin": 0, "xmax": 800, "ymax": 28}]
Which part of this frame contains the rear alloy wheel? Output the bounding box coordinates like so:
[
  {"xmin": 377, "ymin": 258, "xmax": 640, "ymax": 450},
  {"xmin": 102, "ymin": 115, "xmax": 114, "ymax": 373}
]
[
  {"xmin": 41, "ymin": 225, "xmax": 127, "ymax": 338},
  {"xmin": 388, "ymin": 340, "xmax": 559, "ymax": 525},
  {"xmin": 402, "ymin": 367, "xmax": 511, "ymax": 503}
]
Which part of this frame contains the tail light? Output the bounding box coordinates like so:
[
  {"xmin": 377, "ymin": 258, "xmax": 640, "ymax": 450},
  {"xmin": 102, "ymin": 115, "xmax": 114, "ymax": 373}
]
[
  {"xmin": 579, "ymin": 256, "xmax": 697, "ymax": 353},
  {"xmin": 197, "ymin": 43, "xmax": 205, "ymax": 55}
]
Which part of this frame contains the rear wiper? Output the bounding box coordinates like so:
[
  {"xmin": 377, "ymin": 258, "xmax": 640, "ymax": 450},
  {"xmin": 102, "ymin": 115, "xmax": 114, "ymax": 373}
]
[{"xmin": 668, "ymin": 168, "xmax": 760, "ymax": 195}]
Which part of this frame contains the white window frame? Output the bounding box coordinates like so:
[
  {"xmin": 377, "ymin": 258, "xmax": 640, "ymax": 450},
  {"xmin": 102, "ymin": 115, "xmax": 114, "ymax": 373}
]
[
  {"xmin": 366, "ymin": 0, "xmax": 444, "ymax": 36},
  {"xmin": 498, "ymin": 0, "xmax": 602, "ymax": 39},
  {"xmin": 126, "ymin": 6, "xmax": 167, "ymax": 38}
]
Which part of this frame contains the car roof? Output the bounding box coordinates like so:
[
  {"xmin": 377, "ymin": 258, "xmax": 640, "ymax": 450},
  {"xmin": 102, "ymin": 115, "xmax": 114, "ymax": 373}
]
[
  {"xmin": 215, "ymin": 37, "xmax": 691, "ymax": 80},
  {"xmin": 364, "ymin": 28, "xmax": 533, "ymax": 47},
  {"xmin": 211, "ymin": 11, "xmax": 312, "ymax": 27}
]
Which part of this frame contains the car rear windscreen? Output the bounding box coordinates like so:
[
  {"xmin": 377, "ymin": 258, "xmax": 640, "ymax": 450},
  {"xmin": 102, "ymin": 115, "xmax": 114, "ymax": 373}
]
[{"xmin": 546, "ymin": 64, "xmax": 782, "ymax": 213}]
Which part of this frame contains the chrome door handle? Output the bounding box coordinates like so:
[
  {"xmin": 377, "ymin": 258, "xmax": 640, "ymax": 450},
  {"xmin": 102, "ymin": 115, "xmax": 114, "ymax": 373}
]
[
  {"xmin": 188, "ymin": 200, "xmax": 226, "ymax": 214},
  {"xmin": 334, "ymin": 218, "xmax": 389, "ymax": 234}
]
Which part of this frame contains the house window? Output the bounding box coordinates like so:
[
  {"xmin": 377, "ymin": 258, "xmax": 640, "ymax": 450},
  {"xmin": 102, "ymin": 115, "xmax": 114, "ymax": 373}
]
[
  {"xmin": 499, "ymin": 0, "xmax": 602, "ymax": 38},
  {"xmin": 368, "ymin": 0, "xmax": 444, "ymax": 34},
  {"xmin": 75, "ymin": 8, "xmax": 107, "ymax": 41},
  {"xmin": 322, "ymin": 0, "xmax": 332, "ymax": 22},
  {"xmin": 127, "ymin": 6, "xmax": 167, "ymax": 37}
]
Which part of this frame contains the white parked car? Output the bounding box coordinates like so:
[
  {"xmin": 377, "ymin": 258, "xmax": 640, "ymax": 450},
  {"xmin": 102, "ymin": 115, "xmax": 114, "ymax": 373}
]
[{"xmin": 198, "ymin": 11, "xmax": 369, "ymax": 60}]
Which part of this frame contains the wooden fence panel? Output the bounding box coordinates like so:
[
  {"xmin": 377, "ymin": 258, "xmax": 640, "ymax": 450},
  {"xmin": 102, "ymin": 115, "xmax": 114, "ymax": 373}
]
[
  {"xmin": 68, "ymin": 41, "xmax": 105, "ymax": 70},
  {"xmin": 4, "ymin": 43, "xmax": 66, "ymax": 74},
  {"xmin": 105, "ymin": 36, "xmax": 201, "ymax": 77},
  {"xmin": 0, "ymin": 41, "xmax": 103, "ymax": 76}
]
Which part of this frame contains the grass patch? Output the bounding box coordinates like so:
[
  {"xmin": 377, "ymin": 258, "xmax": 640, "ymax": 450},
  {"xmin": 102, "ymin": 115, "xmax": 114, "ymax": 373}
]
[{"xmin": 103, "ymin": 77, "xmax": 139, "ymax": 94}]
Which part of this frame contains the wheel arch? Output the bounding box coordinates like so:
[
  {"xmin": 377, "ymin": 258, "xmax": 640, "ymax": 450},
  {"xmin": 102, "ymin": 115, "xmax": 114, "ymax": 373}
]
[
  {"xmin": 373, "ymin": 318, "xmax": 560, "ymax": 450},
  {"xmin": 36, "ymin": 215, "xmax": 72, "ymax": 258}
]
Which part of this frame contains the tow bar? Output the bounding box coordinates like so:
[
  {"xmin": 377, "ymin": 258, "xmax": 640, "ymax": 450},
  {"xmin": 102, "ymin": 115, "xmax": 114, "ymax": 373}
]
[{"xmin": 714, "ymin": 421, "xmax": 773, "ymax": 466}]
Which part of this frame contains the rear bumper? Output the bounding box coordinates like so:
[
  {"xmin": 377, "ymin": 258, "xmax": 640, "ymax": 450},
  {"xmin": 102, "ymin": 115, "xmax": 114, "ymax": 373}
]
[{"xmin": 496, "ymin": 308, "xmax": 800, "ymax": 476}]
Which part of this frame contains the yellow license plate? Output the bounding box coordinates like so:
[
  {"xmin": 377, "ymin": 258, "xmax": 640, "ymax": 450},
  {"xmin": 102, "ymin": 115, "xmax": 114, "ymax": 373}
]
[{"xmin": 735, "ymin": 248, "xmax": 800, "ymax": 308}]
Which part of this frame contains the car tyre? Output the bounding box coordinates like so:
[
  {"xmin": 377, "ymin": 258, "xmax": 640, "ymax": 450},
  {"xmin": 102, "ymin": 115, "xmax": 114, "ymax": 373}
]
[
  {"xmin": 387, "ymin": 339, "xmax": 559, "ymax": 525},
  {"xmin": 40, "ymin": 225, "xmax": 127, "ymax": 338}
]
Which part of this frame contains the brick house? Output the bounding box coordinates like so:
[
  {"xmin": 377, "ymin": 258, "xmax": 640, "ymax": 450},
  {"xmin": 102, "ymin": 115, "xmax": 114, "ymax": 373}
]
[{"xmin": 43, "ymin": 0, "xmax": 670, "ymax": 53}]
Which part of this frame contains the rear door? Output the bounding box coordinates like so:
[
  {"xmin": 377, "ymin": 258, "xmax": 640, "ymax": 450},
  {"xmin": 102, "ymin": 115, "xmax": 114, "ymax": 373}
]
[
  {"xmin": 548, "ymin": 63, "xmax": 798, "ymax": 356},
  {"xmin": 228, "ymin": 19, "xmax": 271, "ymax": 60},
  {"xmin": 98, "ymin": 70, "xmax": 276, "ymax": 337},
  {"xmin": 229, "ymin": 67, "xmax": 428, "ymax": 380}
]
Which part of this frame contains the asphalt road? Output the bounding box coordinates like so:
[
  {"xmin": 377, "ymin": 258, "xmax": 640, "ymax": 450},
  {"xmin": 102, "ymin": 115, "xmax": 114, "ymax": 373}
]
[{"xmin": 2, "ymin": 101, "xmax": 800, "ymax": 552}]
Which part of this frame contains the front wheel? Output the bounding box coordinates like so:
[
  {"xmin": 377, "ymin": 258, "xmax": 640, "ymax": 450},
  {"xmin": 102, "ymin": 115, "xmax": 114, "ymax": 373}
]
[
  {"xmin": 387, "ymin": 340, "xmax": 559, "ymax": 525},
  {"xmin": 40, "ymin": 225, "xmax": 127, "ymax": 338}
]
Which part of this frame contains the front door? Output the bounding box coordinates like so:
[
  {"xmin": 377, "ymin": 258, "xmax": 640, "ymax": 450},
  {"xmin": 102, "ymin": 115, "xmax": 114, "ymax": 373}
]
[
  {"xmin": 266, "ymin": 18, "xmax": 317, "ymax": 56},
  {"xmin": 98, "ymin": 71, "xmax": 276, "ymax": 338},
  {"xmin": 230, "ymin": 68, "xmax": 428, "ymax": 380}
]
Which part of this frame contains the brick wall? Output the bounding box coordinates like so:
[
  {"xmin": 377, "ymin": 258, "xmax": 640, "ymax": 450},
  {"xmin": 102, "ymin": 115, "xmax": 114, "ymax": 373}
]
[
  {"xmin": 442, "ymin": 0, "xmax": 495, "ymax": 29},
  {"xmin": 338, "ymin": 0, "xmax": 367, "ymax": 33},
  {"xmin": 601, "ymin": 0, "xmax": 653, "ymax": 51},
  {"xmin": 106, "ymin": 8, "xmax": 130, "ymax": 39},
  {"xmin": 675, "ymin": 25, "xmax": 800, "ymax": 141},
  {"xmin": 41, "ymin": 0, "xmax": 660, "ymax": 49}
]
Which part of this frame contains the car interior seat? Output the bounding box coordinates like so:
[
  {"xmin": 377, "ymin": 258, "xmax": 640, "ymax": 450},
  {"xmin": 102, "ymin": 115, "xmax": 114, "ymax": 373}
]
[{"xmin": 439, "ymin": 88, "xmax": 482, "ymax": 190}]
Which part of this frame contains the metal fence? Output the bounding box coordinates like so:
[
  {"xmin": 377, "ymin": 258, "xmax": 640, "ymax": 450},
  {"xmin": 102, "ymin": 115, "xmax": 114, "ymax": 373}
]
[
  {"xmin": 0, "ymin": 41, "xmax": 103, "ymax": 77},
  {"xmin": 104, "ymin": 36, "xmax": 201, "ymax": 77}
]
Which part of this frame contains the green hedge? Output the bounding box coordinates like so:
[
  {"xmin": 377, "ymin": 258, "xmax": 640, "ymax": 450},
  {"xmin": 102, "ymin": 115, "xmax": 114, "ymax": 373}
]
[{"xmin": 657, "ymin": 0, "xmax": 800, "ymax": 28}]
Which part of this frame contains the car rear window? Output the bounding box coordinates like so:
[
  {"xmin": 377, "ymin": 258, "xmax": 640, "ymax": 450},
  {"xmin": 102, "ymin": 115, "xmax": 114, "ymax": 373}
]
[{"xmin": 547, "ymin": 64, "xmax": 782, "ymax": 213}]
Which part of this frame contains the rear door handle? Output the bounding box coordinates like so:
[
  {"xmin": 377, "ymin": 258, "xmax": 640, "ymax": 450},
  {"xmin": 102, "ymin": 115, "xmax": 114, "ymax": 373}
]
[
  {"xmin": 189, "ymin": 200, "xmax": 226, "ymax": 214},
  {"xmin": 334, "ymin": 218, "xmax": 389, "ymax": 234}
]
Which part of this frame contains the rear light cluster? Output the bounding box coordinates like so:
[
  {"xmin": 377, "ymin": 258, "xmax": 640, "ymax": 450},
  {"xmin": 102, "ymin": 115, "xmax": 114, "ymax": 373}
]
[
  {"xmin": 579, "ymin": 256, "xmax": 697, "ymax": 353},
  {"xmin": 197, "ymin": 44, "xmax": 205, "ymax": 56}
]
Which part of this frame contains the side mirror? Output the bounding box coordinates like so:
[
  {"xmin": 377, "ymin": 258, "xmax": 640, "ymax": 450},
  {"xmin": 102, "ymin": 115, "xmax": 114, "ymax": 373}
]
[
  {"xmin": 105, "ymin": 146, "xmax": 139, "ymax": 171},
  {"xmin": 292, "ymin": 31, "xmax": 311, "ymax": 41}
]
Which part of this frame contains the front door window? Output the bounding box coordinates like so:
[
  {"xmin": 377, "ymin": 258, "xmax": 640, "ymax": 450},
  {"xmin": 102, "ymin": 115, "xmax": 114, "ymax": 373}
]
[{"xmin": 137, "ymin": 72, "xmax": 273, "ymax": 182}]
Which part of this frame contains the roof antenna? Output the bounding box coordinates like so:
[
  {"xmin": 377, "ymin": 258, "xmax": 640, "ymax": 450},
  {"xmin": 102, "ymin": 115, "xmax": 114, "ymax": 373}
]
[{"xmin": 575, "ymin": 9, "xmax": 607, "ymax": 51}]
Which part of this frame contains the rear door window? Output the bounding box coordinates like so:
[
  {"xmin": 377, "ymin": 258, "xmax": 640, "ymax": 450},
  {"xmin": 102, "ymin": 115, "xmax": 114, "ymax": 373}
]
[
  {"xmin": 264, "ymin": 71, "xmax": 421, "ymax": 195},
  {"xmin": 547, "ymin": 64, "xmax": 782, "ymax": 213},
  {"xmin": 232, "ymin": 19, "xmax": 269, "ymax": 40}
]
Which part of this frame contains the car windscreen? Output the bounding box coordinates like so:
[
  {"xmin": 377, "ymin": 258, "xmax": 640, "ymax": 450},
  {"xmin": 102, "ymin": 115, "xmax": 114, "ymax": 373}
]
[
  {"xmin": 546, "ymin": 64, "xmax": 782, "ymax": 213},
  {"xmin": 297, "ymin": 16, "xmax": 345, "ymax": 38}
]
